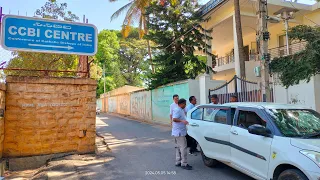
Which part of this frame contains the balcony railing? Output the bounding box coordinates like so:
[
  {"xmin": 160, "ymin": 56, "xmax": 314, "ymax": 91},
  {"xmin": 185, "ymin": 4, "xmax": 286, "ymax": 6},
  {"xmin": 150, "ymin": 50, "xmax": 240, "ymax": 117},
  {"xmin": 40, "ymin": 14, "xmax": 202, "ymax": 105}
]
[
  {"xmin": 214, "ymin": 41, "xmax": 307, "ymax": 68},
  {"xmin": 216, "ymin": 55, "xmax": 235, "ymax": 66},
  {"xmin": 268, "ymin": 41, "xmax": 307, "ymax": 60},
  {"xmin": 199, "ymin": 0, "xmax": 225, "ymax": 16}
]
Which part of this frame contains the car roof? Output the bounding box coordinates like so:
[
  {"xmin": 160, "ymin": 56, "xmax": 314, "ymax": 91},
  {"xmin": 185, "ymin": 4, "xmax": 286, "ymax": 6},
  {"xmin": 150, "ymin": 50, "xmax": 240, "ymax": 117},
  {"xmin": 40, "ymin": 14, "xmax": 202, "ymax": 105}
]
[{"xmin": 200, "ymin": 102, "xmax": 309, "ymax": 110}]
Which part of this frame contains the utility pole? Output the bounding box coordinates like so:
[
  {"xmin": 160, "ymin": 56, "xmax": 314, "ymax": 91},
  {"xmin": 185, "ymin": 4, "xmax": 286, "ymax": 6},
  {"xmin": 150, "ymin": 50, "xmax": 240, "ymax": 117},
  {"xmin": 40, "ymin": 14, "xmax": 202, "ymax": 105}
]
[
  {"xmin": 103, "ymin": 63, "xmax": 106, "ymax": 94},
  {"xmin": 257, "ymin": 0, "xmax": 271, "ymax": 102}
]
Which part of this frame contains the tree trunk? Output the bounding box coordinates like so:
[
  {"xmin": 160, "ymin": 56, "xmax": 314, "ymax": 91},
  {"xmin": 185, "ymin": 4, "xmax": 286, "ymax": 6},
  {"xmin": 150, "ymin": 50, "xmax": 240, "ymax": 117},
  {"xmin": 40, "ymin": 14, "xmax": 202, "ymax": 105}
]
[
  {"xmin": 147, "ymin": 40, "xmax": 154, "ymax": 73},
  {"xmin": 145, "ymin": 15, "xmax": 154, "ymax": 73},
  {"xmin": 234, "ymin": 0, "xmax": 246, "ymax": 78}
]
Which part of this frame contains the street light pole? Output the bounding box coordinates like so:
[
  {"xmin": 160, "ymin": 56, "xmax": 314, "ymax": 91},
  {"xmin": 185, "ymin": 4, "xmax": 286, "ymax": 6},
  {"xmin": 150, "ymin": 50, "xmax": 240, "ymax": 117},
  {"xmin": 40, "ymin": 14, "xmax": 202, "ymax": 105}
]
[
  {"xmin": 257, "ymin": 0, "xmax": 271, "ymax": 102},
  {"xmin": 284, "ymin": 19, "xmax": 290, "ymax": 55}
]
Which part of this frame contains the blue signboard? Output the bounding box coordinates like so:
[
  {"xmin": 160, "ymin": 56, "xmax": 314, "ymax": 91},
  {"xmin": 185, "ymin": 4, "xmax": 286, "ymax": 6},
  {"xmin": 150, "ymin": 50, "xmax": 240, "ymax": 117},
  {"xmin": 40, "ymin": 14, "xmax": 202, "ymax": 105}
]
[{"xmin": 1, "ymin": 15, "xmax": 97, "ymax": 55}]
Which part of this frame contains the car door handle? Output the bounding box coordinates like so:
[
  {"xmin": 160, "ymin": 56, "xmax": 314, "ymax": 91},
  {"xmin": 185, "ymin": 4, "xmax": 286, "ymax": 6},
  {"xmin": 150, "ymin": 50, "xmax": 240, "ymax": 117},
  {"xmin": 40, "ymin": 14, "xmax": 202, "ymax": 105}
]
[
  {"xmin": 190, "ymin": 123, "xmax": 199, "ymax": 127},
  {"xmin": 230, "ymin": 130, "xmax": 238, "ymax": 135}
]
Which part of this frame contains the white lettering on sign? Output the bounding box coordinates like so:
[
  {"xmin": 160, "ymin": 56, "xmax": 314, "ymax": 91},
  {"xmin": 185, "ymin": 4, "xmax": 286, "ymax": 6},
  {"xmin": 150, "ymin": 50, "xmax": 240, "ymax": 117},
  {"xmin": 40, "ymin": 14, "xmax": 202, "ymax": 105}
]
[
  {"xmin": 8, "ymin": 25, "xmax": 93, "ymax": 42},
  {"xmin": 45, "ymin": 30, "xmax": 53, "ymax": 38},
  {"xmin": 8, "ymin": 26, "xmax": 17, "ymax": 35},
  {"xmin": 18, "ymin": 27, "xmax": 26, "ymax": 36}
]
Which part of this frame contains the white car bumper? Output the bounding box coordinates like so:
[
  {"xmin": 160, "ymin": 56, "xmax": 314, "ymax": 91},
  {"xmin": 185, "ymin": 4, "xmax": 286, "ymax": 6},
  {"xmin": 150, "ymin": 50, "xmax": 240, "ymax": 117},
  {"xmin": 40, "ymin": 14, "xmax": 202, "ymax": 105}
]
[{"xmin": 306, "ymin": 170, "xmax": 320, "ymax": 180}]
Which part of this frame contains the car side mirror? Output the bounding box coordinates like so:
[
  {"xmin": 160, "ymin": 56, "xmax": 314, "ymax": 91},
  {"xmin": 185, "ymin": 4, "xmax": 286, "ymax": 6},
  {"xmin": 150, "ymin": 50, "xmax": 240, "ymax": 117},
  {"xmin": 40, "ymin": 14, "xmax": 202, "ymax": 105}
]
[{"xmin": 248, "ymin": 124, "xmax": 272, "ymax": 138}]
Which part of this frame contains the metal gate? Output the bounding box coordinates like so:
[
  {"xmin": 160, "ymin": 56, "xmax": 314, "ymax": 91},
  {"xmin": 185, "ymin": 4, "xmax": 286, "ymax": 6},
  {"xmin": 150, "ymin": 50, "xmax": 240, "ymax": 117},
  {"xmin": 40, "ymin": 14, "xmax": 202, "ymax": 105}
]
[{"xmin": 208, "ymin": 75, "xmax": 274, "ymax": 104}]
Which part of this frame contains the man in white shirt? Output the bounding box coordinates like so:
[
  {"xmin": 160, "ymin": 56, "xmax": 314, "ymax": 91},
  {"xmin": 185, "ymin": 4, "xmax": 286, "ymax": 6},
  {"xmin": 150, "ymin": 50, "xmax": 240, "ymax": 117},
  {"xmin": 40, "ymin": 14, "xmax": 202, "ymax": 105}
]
[
  {"xmin": 172, "ymin": 98, "xmax": 192, "ymax": 170},
  {"xmin": 170, "ymin": 94, "xmax": 179, "ymax": 126}
]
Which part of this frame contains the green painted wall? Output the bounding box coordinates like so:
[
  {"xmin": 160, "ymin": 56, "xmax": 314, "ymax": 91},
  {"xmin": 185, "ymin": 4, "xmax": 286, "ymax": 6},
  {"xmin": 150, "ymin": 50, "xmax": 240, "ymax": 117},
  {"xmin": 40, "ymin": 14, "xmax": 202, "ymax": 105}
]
[{"xmin": 151, "ymin": 82, "xmax": 190, "ymax": 125}]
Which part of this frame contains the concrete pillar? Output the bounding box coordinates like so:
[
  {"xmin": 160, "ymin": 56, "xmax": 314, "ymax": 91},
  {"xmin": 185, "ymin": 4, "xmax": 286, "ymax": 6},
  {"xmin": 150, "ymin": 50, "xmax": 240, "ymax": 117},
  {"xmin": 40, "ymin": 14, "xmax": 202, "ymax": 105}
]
[
  {"xmin": 199, "ymin": 74, "xmax": 210, "ymax": 105},
  {"xmin": 233, "ymin": 15, "xmax": 241, "ymax": 78}
]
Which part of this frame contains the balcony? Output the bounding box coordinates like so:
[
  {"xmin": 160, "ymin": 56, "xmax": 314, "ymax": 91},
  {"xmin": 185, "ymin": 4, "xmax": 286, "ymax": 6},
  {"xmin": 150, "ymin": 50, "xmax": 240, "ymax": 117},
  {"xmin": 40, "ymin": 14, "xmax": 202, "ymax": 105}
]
[
  {"xmin": 216, "ymin": 55, "xmax": 235, "ymax": 66},
  {"xmin": 268, "ymin": 41, "xmax": 307, "ymax": 60},
  {"xmin": 213, "ymin": 41, "xmax": 307, "ymax": 71}
]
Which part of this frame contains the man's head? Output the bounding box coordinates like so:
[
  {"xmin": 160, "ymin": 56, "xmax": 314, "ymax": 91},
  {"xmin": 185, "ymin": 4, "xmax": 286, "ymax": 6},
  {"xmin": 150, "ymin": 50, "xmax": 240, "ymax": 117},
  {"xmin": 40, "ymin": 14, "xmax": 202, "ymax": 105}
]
[
  {"xmin": 211, "ymin": 94, "xmax": 219, "ymax": 104},
  {"xmin": 230, "ymin": 95, "xmax": 238, "ymax": 102},
  {"xmin": 173, "ymin": 94, "xmax": 179, "ymax": 104},
  {"xmin": 178, "ymin": 98, "xmax": 187, "ymax": 109},
  {"xmin": 189, "ymin": 96, "xmax": 197, "ymax": 105}
]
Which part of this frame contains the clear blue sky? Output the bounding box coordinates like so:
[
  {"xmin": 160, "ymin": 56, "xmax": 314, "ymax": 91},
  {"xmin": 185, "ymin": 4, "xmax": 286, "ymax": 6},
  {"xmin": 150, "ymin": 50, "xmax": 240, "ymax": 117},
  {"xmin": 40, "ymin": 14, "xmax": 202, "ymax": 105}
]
[
  {"xmin": 0, "ymin": 0, "xmax": 315, "ymax": 31},
  {"xmin": 0, "ymin": 0, "xmax": 210, "ymax": 31}
]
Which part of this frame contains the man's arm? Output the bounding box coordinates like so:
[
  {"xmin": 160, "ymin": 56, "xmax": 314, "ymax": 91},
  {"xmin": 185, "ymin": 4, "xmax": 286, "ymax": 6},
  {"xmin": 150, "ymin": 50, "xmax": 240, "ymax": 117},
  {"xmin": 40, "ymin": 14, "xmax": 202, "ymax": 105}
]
[
  {"xmin": 172, "ymin": 118, "xmax": 182, "ymax": 122},
  {"xmin": 169, "ymin": 104, "xmax": 173, "ymax": 120},
  {"xmin": 172, "ymin": 109, "xmax": 189, "ymax": 125}
]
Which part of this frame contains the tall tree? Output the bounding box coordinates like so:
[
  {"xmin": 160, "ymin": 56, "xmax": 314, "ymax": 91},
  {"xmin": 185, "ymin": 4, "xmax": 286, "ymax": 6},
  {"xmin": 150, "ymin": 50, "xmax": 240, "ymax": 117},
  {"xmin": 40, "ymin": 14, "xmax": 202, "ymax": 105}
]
[
  {"xmin": 5, "ymin": 0, "xmax": 80, "ymax": 77},
  {"xmin": 95, "ymin": 30, "xmax": 123, "ymax": 97},
  {"xmin": 109, "ymin": 0, "xmax": 155, "ymax": 72},
  {"xmin": 145, "ymin": 0, "xmax": 214, "ymax": 89},
  {"xmin": 234, "ymin": 0, "xmax": 246, "ymax": 78},
  {"xmin": 117, "ymin": 31, "xmax": 151, "ymax": 86}
]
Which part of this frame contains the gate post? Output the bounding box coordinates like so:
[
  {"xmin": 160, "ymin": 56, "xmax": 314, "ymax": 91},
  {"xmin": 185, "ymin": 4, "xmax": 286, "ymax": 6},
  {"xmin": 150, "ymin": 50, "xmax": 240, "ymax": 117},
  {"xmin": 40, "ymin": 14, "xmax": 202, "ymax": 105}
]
[
  {"xmin": 234, "ymin": 75, "xmax": 238, "ymax": 94},
  {"xmin": 199, "ymin": 74, "xmax": 211, "ymax": 105}
]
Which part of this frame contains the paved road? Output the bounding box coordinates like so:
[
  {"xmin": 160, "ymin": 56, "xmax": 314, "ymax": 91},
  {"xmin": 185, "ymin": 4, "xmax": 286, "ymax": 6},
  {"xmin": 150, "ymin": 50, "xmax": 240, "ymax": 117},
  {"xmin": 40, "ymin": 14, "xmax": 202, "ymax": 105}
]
[{"xmin": 96, "ymin": 114, "xmax": 254, "ymax": 180}]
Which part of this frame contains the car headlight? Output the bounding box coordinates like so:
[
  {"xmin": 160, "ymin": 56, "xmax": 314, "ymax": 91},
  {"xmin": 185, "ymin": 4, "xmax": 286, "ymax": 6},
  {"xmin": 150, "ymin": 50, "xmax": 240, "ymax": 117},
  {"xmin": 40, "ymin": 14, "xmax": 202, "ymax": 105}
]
[{"xmin": 300, "ymin": 150, "xmax": 320, "ymax": 168}]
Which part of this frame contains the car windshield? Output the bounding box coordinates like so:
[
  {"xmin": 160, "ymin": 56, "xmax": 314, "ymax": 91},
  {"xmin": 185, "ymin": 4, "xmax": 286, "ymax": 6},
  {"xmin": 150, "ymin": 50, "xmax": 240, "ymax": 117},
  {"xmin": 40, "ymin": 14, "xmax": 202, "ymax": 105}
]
[{"xmin": 267, "ymin": 109, "xmax": 320, "ymax": 138}]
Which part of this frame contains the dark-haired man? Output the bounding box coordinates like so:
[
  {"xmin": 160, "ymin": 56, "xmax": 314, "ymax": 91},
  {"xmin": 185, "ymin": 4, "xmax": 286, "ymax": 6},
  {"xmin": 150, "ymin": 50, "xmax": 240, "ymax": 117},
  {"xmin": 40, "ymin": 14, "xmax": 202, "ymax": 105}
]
[
  {"xmin": 210, "ymin": 94, "xmax": 219, "ymax": 105},
  {"xmin": 185, "ymin": 96, "xmax": 199, "ymax": 155},
  {"xmin": 172, "ymin": 98, "xmax": 192, "ymax": 170},
  {"xmin": 170, "ymin": 94, "xmax": 179, "ymax": 126},
  {"xmin": 230, "ymin": 95, "xmax": 238, "ymax": 102}
]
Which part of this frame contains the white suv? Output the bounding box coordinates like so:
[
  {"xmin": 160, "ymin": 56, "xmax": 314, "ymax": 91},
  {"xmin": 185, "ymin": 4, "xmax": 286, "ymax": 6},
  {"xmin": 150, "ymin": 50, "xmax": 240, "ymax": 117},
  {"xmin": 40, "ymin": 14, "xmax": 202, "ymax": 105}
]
[{"xmin": 187, "ymin": 102, "xmax": 320, "ymax": 180}]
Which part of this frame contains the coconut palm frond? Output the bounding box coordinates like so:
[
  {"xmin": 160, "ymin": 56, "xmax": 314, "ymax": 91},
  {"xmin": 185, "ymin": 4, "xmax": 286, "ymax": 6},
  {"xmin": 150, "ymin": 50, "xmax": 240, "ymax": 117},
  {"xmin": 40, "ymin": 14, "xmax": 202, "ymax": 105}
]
[
  {"xmin": 110, "ymin": 1, "xmax": 134, "ymax": 21},
  {"xmin": 136, "ymin": 0, "xmax": 151, "ymax": 9}
]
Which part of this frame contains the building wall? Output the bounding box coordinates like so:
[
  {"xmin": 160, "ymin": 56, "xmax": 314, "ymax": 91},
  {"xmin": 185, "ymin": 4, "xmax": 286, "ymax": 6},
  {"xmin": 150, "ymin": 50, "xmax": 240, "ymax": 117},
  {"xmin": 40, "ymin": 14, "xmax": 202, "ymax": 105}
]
[
  {"xmin": 108, "ymin": 96, "xmax": 117, "ymax": 113},
  {"xmin": 130, "ymin": 91, "xmax": 152, "ymax": 122},
  {"xmin": 4, "ymin": 76, "xmax": 97, "ymax": 157},
  {"xmin": 273, "ymin": 75, "xmax": 317, "ymax": 110},
  {"xmin": 188, "ymin": 79, "xmax": 200, "ymax": 103},
  {"xmin": 151, "ymin": 82, "xmax": 190, "ymax": 125},
  {"xmin": 0, "ymin": 84, "xmax": 5, "ymax": 159},
  {"xmin": 116, "ymin": 94, "xmax": 131, "ymax": 115},
  {"xmin": 313, "ymin": 75, "xmax": 320, "ymax": 112},
  {"xmin": 303, "ymin": 9, "xmax": 320, "ymax": 26}
]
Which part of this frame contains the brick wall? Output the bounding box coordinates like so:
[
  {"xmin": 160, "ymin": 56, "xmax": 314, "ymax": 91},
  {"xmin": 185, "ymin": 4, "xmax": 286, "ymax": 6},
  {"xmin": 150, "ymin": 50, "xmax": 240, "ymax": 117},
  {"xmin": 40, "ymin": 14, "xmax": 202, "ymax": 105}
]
[
  {"xmin": 0, "ymin": 84, "xmax": 5, "ymax": 158},
  {"xmin": 4, "ymin": 76, "xmax": 97, "ymax": 157}
]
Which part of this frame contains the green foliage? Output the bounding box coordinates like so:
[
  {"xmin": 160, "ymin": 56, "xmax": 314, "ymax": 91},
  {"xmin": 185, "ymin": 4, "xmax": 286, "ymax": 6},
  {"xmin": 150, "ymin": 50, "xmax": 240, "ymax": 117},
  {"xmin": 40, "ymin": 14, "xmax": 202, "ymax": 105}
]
[
  {"xmin": 118, "ymin": 38, "xmax": 151, "ymax": 86},
  {"xmin": 270, "ymin": 25, "xmax": 320, "ymax": 88},
  {"xmin": 95, "ymin": 30, "xmax": 120, "ymax": 68},
  {"xmin": 145, "ymin": 0, "xmax": 214, "ymax": 89},
  {"xmin": 95, "ymin": 28, "xmax": 151, "ymax": 97},
  {"xmin": 5, "ymin": 52, "xmax": 78, "ymax": 77},
  {"xmin": 5, "ymin": 0, "xmax": 79, "ymax": 77},
  {"xmin": 35, "ymin": 0, "xmax": 79, "ymax": 21},
  {"xmin": 95, "ymin": 30, "xmax": 123, "ymax": 97}
]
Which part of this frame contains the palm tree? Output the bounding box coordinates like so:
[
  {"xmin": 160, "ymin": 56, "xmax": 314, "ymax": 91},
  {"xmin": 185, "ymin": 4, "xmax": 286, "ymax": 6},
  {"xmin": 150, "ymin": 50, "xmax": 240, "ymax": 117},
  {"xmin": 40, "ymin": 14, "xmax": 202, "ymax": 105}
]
[
  {"xmin": 234, "ymin": 0, "xmax": 246, "ymax": 78},
  {"xmin": 110, "ymin": 0, "xmax": 155, "ymax": 73}
]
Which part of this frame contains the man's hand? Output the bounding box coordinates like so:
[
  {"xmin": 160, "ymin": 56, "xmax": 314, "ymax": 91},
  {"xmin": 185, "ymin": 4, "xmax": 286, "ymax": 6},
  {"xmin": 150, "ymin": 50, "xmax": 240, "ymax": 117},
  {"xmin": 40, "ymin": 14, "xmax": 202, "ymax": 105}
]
[{"xmin": 182, "ymin": 120, "xmax": 189, "ymax": 125}]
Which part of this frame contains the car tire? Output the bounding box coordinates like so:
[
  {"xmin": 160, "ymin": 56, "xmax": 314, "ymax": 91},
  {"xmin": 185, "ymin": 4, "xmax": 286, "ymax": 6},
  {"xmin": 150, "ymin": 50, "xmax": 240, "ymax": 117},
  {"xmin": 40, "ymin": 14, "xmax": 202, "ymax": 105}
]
[
  {"xmin": 200, "ymin": 147, "xmax": 219, "ymax": 167},
  {"xmin": 278, "ymin": 169, "xmax": 308, "ymax": 180}
]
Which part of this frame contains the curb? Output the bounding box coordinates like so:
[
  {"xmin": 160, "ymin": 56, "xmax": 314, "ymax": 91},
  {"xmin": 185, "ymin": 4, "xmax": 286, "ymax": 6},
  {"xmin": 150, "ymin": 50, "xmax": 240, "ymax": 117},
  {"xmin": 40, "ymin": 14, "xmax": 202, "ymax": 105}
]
[{"xmin": 102, "ymin": 113, "xmax": 171, "ymax": 129}]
